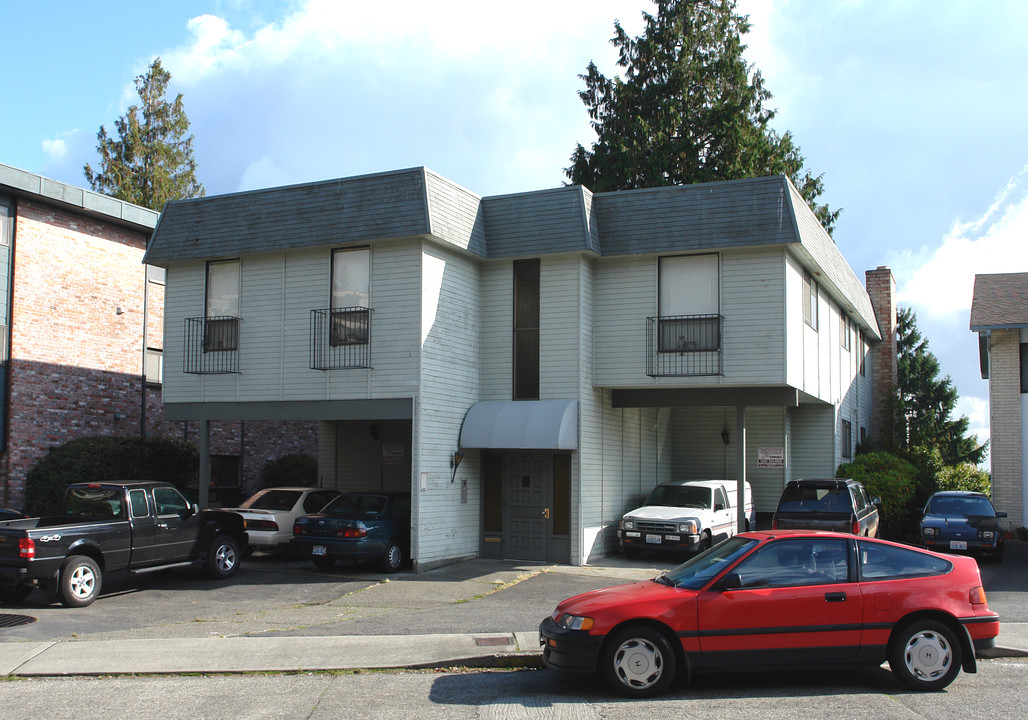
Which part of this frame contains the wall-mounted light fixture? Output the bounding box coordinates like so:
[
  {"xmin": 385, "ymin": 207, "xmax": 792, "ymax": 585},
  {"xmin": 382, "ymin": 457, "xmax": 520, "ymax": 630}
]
[
  {"xmin": 450, "ymin": 449, "xmax": 464, "ymax": 483},
  {"xmin": 721, "ymin": 427, "xmax": 730, "ymax": 445}
]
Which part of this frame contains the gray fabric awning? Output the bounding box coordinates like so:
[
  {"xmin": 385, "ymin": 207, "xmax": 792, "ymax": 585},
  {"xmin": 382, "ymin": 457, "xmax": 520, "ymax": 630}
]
[{"xmin": 460, "ymin": 400, "xmax": 579, "ymax": 450}]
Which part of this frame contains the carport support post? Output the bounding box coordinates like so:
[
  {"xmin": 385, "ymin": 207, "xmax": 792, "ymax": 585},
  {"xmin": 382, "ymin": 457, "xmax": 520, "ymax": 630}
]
[
  {"xmin": 199, "ymin": 420, "xmax": 211, "ymax": 508},
  {"xmin": 736, "ymin": 405, "xmax": 747, "ymax": 533}
]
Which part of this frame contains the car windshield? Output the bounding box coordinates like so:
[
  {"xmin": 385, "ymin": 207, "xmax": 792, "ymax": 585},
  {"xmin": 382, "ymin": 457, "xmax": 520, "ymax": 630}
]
[
  {"xmin": 663, "ymin": 536, "xmax": 758, "ymax": 589},
  {"xmin": 323, "ymin": 493, "xmax": 388, "ymax": 517},
  {"xmin": 644, "ymin": 485, "xmax": 711, "ymax": 509},
  {"xmin": 777, "ymin": 485, "xmax": 850, "ymax": 513},
  {"xmin": 926, "ymin": 495, "xmax": 996, "ymax": 517},
  {"xmin": 241, "ymin": 489, "xmax": 302, "ymax": 511}
]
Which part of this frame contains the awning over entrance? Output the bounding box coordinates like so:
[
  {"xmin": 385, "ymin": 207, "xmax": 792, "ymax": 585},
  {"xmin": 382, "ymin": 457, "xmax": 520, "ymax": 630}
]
[{"xmin": 460, "ymin": 400, "xmax": 579, "ymax": 450}]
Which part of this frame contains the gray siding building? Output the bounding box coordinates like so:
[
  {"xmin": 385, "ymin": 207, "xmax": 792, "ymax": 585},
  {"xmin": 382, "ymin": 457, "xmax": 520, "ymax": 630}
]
[{"xmin": 145, "ymin": 168, "xmax": 888, "ymax": 569}]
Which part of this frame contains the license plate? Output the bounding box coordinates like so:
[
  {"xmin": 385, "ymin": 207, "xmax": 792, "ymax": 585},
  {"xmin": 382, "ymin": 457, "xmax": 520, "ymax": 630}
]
[
  {"xmin": 950, "ymin": 540, "xmax": 967, "ymax": 550},
  {"xmin": 646, "ymin": 534, "xmax": 662, "ymax": 544},
  {"xmin": 312, "ymin": 545, "xmax": 327, "ymax": 556}
]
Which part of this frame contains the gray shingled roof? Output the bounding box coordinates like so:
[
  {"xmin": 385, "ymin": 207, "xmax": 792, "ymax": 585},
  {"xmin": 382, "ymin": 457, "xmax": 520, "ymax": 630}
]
[
  {"xmin": 0, "ymin": 162, "xmax": 158, "ymax": 231},
  {"xmin": 970, "ymin": 273, "xmax": 1028, "ymax": 330},
  {"xmin": 143, "ymin": 168, "xmax": 880, "ymax": 338}
]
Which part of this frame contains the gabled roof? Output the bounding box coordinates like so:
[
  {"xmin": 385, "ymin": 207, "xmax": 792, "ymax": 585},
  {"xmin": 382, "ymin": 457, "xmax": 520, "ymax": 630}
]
[
  {"xmin": 970, "ymin": 273, "xmax": 1028, "ymax": 330},
  {"xmin": 0, "ymin": 162, "xmax": 158, "ymax": 232}
]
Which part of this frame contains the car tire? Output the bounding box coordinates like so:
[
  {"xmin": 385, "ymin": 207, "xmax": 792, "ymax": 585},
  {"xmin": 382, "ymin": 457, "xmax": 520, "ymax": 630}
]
[
  {"xmin": 698, "ymin": 532, "xmax": 712, "ymax": 552},
  {"xmin": 205, "ymin": 534, "xmax": 241, "ymax": 579},
  {"xmin": 889, "ymin": 620, "xmax": 962, "ymax": 691},
  {"xmin": 0, "ymin": 584, "xmax": 33, "ymax": 604},
  {"xmin": 58, "ymin": 555, "xmax": 102, "ymax": 608},
  {"xmin": 601, "ymin": 625, "xmax": 678, "ymax": 698},
  {"xmin": 381, "ymin": 540, "xmax": 403, "ymax": 573},
  {"xmin": 313, "ymin": 556, "xmax": 336, "ymax": 570}
]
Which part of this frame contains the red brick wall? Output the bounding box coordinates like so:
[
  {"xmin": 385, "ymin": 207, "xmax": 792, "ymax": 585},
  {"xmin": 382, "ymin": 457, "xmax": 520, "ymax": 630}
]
[
  {"xmin": 865, "ymin": 266, "xmax": 898, "ymax": 449},
  {"xmin": 0, "ymin": 199, "xmax": 317, "ymax": 508}
]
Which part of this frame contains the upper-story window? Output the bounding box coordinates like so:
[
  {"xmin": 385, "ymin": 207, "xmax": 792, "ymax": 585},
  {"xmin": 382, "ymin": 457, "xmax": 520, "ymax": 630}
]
[
  {"xmin": 514, "ymin": 259, "xmax": 540, "ymax": 400},
  {"xmin": 841, "ymin": 315, "xmax": 851, "ymax": 350},
  {"xmin": 657, "ymin": 253, "xmax": 720, "ymax": 352},
  {"xmin": 802, "ymin": 270, "xmax": 818, "ymax": 330},
  {"xmin": 204, "ymin": 259, "xmax": 240, "ymax": 352},
  {"xmin": 330, "ymin": 247, "xmax": 370, "ymax": 346}
]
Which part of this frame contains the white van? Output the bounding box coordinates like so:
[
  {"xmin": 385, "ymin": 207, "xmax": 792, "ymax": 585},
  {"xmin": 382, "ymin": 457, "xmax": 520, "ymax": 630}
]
[{"xmin": 618, "ymin": 480, "xmax": 755, "ymax": 557}]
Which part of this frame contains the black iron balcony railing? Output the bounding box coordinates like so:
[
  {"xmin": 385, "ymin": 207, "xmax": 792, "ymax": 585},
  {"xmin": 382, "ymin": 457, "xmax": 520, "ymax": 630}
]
[
  {"xmin": 646, "ymin": 314, "xmax": 723, "ymax": 377},
  {"xmin": 310, "ymin": 307, "xmax": 372, "ymax": 370},
  {"xmin": 184, "ymin": 316, "xmax": 240, "ymax": 374}
]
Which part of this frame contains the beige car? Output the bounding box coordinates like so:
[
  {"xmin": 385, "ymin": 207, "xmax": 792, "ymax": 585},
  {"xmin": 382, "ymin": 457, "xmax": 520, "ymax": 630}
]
[{"xmin": 225, "ymin": 487, "xmax": 340, "ymax": 551}]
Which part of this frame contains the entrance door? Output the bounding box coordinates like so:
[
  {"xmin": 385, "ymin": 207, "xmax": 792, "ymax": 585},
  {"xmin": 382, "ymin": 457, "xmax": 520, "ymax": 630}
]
[{"xmin": 504, "ymin": 454, "xmax": 550, "ymax": 561}]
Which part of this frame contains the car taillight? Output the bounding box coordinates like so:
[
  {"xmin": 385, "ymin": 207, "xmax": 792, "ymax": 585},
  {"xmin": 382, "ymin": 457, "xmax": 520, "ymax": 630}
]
[
  {"xmin": 294, "ymin": 523, "xmax": 306, "ymax": 535},
  {"xmin": 19, "ymin": 538, "xmax": 35, "ymax": 559},
  {"xmin": 245, "ymin": 519, "xmax": 279, "ymax": 531},
  {"xmin": 337, "ymin": 527, "xmax": 367, "ymax": 538},
  {"xmin": 771, "ymin": 518, "xmax": 778, "ymax": 530},
  {"xmin": 970, "ymin": 586, "xmax": 988, "ymax": 605},
  {"xmin": 852, "ymin": 518, "xmax": 860, "ymax": 535}
]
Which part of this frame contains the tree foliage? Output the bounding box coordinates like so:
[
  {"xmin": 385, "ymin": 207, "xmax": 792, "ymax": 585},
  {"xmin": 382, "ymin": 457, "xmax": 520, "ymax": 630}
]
[
  {"xmin": 258, "ymin": 453, "xmax": 318, "ymax": 489},
  {"xmin": 84, "ymin": 58, "xmax": 204, "ymax": 211},
  {"xmin": 894, "ymin": 308, "xmax": 986, "ymax": 465},
  {"xmin": 567, "ymin": 0, "xmax": 838, "ymax": 232},
  {"xmin": 936, "ymin": 463, "xmax": 991, "ymax": 495},
  {"xmin": 24, "ymin": 436, "xmax": 198, "ymax": 516},
  {"xmin": 837, "ymin": 451, "xmax": 917, "ymax": 537}
]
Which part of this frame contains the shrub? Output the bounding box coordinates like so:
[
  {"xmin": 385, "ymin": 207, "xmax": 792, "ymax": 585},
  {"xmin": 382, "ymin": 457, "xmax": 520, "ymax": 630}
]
[
  {"xmin": 258, "ymin": 453, "xmax": 318, "ymax": 489},
  {"xmin": 24, "ymin": 436, "xmax": 198, "ymax": 516},
  {"xmin": 936, "ymin": 463, "xmax": 991, "ymax": 495},
  {"xmin": 837, "ymin": 451, "xmax": 918, "ymax": 539}
]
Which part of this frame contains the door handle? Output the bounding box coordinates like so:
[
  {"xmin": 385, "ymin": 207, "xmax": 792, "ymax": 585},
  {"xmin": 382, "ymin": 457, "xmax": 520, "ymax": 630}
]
[
  {"xmin": 157, "ymin": 523, "xmax": 168, "ymax": 529},
  {"xmin": 825, "ymin": 592, "xmax": 847, "ymax": 602},
  {"xmin": 541, "ymin": 508, "xmax": 550, "ymax": 519}
]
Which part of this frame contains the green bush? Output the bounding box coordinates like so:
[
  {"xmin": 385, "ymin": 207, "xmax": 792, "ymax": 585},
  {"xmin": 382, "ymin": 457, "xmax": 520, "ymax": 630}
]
[
  {"xmin": 837, "ymin": 451, "xmax": 918, "ymax": 539},
  {"xmin": 258, "ymin": 453, "xmax": 318, "ymax": 489},
  {"xmin": 936, "ymin": 463, "xmax": 991, "ymax": 495},
  {"xmin": 24, "ymin": 436, "xmax": 198, "ymax": 516}
]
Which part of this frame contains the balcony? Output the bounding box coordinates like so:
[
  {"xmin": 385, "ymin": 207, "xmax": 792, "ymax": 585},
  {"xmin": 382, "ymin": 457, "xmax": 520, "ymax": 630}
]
[
  {"xmin": 310, "ymin": 307, "xmax": 373, "ymax": 370},
  {"xmin": 184, "ymin": 316, "xmax": 240, "ymax": 374},
  {"xmin": 646, "ymin": 314, "xmax": 723, "ymax": 377}
]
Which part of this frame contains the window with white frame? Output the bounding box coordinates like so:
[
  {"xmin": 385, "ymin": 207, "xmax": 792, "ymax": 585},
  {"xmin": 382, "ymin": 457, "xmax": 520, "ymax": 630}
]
[
  {"xmin": 330, "ymin": 247, "xmax": 370, "ymax": 346},
  {"xmin": 841, "ymin": 315, "xmax": 851, "ymax": 350},
  {"xmin": 658, "ymin": 253, "xmax": 720, "ymax": 352},
  {"xmin": 204, "ymin": 259, "xmax": 240, "ymax": 352},
  {"xmin": 802, "ymin": 270, "xmax": 818, "ymax": 330},
  {"xmin": 842, "ymin": 419, "xmax": 852, "ymax": 458}
]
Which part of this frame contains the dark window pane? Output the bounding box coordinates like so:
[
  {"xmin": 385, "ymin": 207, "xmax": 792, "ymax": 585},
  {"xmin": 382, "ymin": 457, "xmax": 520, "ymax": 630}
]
[
  {"xmin": 514, "ymin": 259, "xmax": 540, "ymax": 399},
  {"xmin": 483, "ymin": 454, "xmax": 502, "ymax": 533},
  {"xmin": 658, "ymin": 316, "xmax": 720, "ymax": 352},
  {"xmin": 1021, "ymin": 344, "xmax": 1028, "ymax": 393},
  {"xmin": 330, "ymin": 308, "xmax": 370, "ymax": 346},
  {"xmin": 514, "ymin": 329, "xmax": 539, "ymax": 400},
  {"xmin": 552, "ymin": 454, "xmax": 570, "ymax": 536},
  {"xmin": 203, "ymin": 317, "xmax": 238, "ymax": 352},
  {"xmin": 514, "ymin": 260, "xmax": 540, "ymax": 330}
]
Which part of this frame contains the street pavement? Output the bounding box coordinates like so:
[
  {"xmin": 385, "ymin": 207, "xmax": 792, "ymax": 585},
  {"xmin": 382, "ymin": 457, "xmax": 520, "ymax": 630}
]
[{"xmin": 2, "ymin": 541, "xmax": 1027, "ymax": 677}]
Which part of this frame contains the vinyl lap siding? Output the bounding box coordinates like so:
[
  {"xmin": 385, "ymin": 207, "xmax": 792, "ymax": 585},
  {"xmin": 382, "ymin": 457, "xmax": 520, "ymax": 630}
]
[
  {"xmin": 593, "ymin": 256, "xmax": 653, "ymax": 387},
  {"xmin": 416, "ymin": 245, "xmax": 481, "ymax": 566},
  {"xmin": 479, "ymin": 262, "xmax": 512, "ymax": 400},
  {"xmin": 721, "ymin": 249, "xmax": 785, "ymax": 384},
  {"xmin": 162, "ymin": 264, "xmax": 204, "ymax": 403}
]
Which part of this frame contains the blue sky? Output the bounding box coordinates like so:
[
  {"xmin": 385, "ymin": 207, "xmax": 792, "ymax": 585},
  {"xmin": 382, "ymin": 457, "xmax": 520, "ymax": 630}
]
[{"xmin": 4, "ymin": 0, "xmax": 1027, "ymax": 459}]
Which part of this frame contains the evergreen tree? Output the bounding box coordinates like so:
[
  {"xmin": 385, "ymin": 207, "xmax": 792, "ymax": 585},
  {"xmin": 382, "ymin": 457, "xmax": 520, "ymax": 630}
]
[
  {"xmin": 895, "ymin": 307, "xmax": 986, "ymax": 465},
  {"xmin": 567, "ymin": 0, "xmax": 838, "ymax": 233},
  {"xmin": 84, "ymin": 58, "xmax": 204, "ymax": 211}
]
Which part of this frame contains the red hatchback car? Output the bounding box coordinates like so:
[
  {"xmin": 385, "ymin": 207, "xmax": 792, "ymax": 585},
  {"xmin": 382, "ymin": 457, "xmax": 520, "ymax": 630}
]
[{"xmin": 540, "ymin": 530, "xmax": 999, "ymax": 697}]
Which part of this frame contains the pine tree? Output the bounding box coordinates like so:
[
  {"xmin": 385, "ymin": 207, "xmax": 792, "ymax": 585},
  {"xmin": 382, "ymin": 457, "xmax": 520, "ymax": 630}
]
[
  {"xmin": 84, "ymin": 58, "xmax": 204, "ymax": 211},
  {"xmin": 895, "ymin": 308, "xmax": 986, "ymax": 464},
  {"xmin": 567, "ymin": 0, "xmax": 838, "ymax": 233}
]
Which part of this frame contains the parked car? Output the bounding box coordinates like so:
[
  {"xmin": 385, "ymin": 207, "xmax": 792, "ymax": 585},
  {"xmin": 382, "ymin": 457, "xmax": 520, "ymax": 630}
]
[
  {"xmin": 772, "ymin": 478, "xmax": 880, "ymax": 536},
  {"xmin": 223, "ymin": 487, "xmax": 340, "ymax": 552},
  {"xmin": 920, "ymin": 491, "xmax": 1006, "ymax": 561},
  {"xmin": 540, "ymin": 530, "xmax": 999, "ymax": 697},
  {"xmin": 0, "ymin": 481, "xmax": 246, "ymax": 607},
  {"xmin": 618, "ymin": 480, "xmax": 755, "ymax": 557},
  {"xmin": 291, "ymin": 492, "xmax": 411, "ymax": 572},
  {"xmin": 0, "ymin": 507, "xmax": 25, "ymax": 521}
]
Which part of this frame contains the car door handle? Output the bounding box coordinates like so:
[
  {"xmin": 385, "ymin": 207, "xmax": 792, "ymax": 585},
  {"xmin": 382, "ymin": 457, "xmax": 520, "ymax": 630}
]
[
  {"xmin": 157, "ymin": 523, "xmax": 168, "ymax": 529},
  {"xmin": 825, "ymin": 592, "xmax": 847, "ymax": 602}
]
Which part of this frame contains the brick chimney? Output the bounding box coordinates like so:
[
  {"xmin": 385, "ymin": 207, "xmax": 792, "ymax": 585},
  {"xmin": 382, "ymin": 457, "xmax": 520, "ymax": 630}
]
[{"xmin": 865, "ymin": 266, "xmax": 898, "ymax": 448}]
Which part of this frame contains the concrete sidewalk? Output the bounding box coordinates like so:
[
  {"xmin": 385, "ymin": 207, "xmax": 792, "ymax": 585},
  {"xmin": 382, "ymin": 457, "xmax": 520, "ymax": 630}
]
[{"xmin": 2, "ymin": 624, "xmax": 1025, "ymax": 678}]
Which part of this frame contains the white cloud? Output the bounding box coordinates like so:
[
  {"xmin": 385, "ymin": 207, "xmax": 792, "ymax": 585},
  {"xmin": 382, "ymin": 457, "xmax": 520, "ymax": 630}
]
[
  {"xmin": 41, "ymin": 130, "xmax": 85, "ymax": 162},
  {"xmin": 891, "ymin": 169, "xmax": 1028, "ymax": 322}
]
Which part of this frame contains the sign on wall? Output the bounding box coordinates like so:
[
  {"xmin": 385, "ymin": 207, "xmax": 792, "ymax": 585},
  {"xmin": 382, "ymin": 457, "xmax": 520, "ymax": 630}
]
[{"xmin": 757, "ymin": 446, "xmax": 785, "ymax": 468}]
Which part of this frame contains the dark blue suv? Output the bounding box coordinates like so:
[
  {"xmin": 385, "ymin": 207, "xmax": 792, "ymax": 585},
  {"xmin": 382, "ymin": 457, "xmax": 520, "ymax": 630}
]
[{"xmin": 291, "ymin": 492, "xmax": 411, "ymax": 572}]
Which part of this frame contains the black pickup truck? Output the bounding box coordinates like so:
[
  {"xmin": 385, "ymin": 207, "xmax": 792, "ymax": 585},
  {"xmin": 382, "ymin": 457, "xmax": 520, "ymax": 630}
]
[{"xmin": 0, "ymin": 480, "xmax": 247, "ymax": 607}]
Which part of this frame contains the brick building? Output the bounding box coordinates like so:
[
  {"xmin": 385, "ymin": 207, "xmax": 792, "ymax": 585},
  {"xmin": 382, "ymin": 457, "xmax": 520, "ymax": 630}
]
[
  {"xmin": 0, "ymin": 163, "xmax": 316, "ymax": 509},
  {"xmin": 970, "ymin": 272, "xmax": 1028, "ymax": 529}
]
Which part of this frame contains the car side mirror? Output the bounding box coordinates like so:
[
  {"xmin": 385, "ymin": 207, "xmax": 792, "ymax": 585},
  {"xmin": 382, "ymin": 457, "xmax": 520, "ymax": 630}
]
[
  {"xmin": 996, "ymin": 511, "xmax": 1008, "ymax": 518},
  {"xmin": 871, "ymin": 496, "xmax": 882, "ymax": 506},
  {"xmin": 181, "ymin": 504, "xmax": 198, "ymax": 519},
  {"xmin": 717, "ymin": 572, "xmax": 742, "ymax": 591},
  {"xmin": 715, "ymin": 503, "xmax": 726, "ymax": 511}
]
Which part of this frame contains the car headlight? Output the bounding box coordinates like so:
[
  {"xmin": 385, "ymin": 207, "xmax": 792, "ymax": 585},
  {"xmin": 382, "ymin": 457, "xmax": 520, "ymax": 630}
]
[
  {"xmin": 621, "ymin": 519, "xmax": 635, "ymax": 530},
  {"xmin": 552, "ymin": 610, "xmax": 595, "ymax": 631},
  {"xmin": 679, "ymin": 520, "xmax": 698, "ymax": 534},
  {"xmin": 981, "ymin": 530, "xmax": 995, "ymax": 540},
  {"xmin": 922, "ymin": 527, "xmax": 939, "ymax": 538}
]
